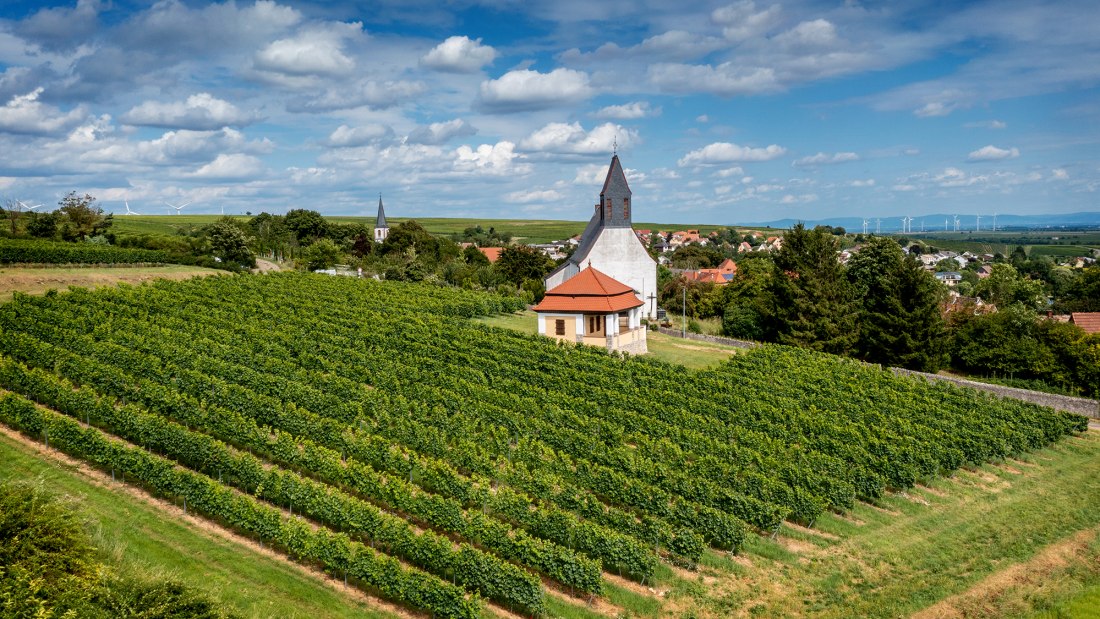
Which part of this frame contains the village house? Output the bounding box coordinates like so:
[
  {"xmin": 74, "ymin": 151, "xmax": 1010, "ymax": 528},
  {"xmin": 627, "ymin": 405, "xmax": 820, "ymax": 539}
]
[
  {"xmin": 534, "ymin": 266, "xmax": 648, "ymax": 354},
  {"xmin": 681, "ymin": 258, "xmax": 739, "ymax": 285},
  {"xmin": 934, "ymin": 271, "xmax": 964, "ymax": 287},
  {"xmin": 1070, "ymin": 312, "xmax": 1100, "ymax": 334}
]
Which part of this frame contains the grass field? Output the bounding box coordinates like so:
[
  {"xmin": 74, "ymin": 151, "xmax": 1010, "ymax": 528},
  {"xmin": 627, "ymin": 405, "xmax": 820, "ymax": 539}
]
[
  {"xmin": 0, "ymin": 264, "xmax": 222, "ymax": 303},
  {"xmin": 475, "ymin": 310, "xmax": 743, "ymax": 369}
]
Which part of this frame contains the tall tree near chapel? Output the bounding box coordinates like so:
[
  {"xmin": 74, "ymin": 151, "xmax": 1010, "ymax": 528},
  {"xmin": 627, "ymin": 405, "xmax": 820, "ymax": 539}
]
[
  {"xmin": 847, "ymin": 237, "xmax": 947, "ymax": 371},
  {"xmin": 766, "ymin": 223, "xmax": 858, "ymax": 355}
]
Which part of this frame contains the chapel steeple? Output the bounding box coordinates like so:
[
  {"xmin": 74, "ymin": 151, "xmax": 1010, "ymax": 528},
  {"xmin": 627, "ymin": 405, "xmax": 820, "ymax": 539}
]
[
  {"xmin": 598, "ymin": 154, "xmax": 632, "ymax": 227},
  {"xmin": 374, "ymin": 194, "xmax": 389, "ymax": 242}
]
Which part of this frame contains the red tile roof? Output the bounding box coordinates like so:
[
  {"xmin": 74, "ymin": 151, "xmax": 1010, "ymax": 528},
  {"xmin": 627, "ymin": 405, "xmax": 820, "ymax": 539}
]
[
  {"xmin": 478, "ymin": 247, "xmax": 503, "ymax": 263},
  {"xmin": 1070, "ymin": 312, "xmax": 1100, "ymax": 334},
  {"xmin": 533, "ymin": 266, "xmax": 643, "ymax": 313}
]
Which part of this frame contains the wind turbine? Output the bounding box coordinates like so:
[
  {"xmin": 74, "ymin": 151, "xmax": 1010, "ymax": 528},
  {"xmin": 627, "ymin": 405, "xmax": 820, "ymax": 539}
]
[
  {"xmin": 875, "ymin": 218, "xmax": 881, "ymax": 234},
  {"xmin": 124, "ymin": 200, "xmax": 139, "ymax": 216},
  {"xmin": 975, "ymin": 214, "xmax": 982, "ymax": 232},
  {"xmin": 992, "ymin": 213, "xmax": 997, "ymax": 232},
  {"xmin": 164, "ymin": 200, "xmax": 191, "ymax": 215},
  {"xmin": 953, "ymin": 215, "xmax": 960, "ymax": 232},
  {"xmin": 862, "ymin": 219, "xmax": 869, "ymax": 235},
  {"xmin": 16, "ymin": 200, "xmax": 43, "ymax": 212}
]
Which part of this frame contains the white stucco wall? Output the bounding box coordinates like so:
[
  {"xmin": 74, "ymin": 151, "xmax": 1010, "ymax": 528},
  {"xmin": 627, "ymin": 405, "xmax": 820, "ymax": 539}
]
[{"xmin": 565, "ymin": 228, "xmax": 657, "ymax": 317}]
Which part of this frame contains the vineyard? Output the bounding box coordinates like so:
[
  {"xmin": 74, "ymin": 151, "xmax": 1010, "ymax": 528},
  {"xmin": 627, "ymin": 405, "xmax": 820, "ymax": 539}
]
[
  {"xmin": 0, "ymin": 272, "xmax": 1087, "ymax": 618},
  {"xmin": 0, "ymin": 238, "xmax": 173, "ymax": 265}
]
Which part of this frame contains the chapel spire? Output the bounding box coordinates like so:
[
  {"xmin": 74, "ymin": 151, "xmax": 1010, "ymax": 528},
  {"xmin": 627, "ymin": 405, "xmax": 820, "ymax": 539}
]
[
  {"xmin": 374, "ymin": 194, "xmax": 389, "ymax": 242},
  {"xmin": 598, "ymin": 154, "xmax": 632, "ymax": 227}
]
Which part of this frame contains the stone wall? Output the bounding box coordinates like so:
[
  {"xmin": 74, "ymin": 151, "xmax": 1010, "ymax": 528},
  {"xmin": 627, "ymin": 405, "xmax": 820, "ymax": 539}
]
[
  {"xmin": 891, "ymin": 368, "xmax": 1099, "ymax": 419},
  {"xmin": 655, "ymin": 327, "xmax": 759, "ymax": 350}
]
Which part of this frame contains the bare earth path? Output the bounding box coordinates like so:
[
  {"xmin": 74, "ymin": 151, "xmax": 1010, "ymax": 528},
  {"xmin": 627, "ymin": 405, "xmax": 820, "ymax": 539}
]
[
  {"xmin": 253, "ymin": 259, "xmax": 281, "ymax": 273},
  {"xmin": 0, "ymin": 265, "xmax": 221, "ymax": 303}
]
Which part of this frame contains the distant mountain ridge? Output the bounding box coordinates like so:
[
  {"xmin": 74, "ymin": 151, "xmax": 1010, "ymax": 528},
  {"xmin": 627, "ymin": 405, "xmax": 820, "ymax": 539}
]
[{"xmin": 743, "ymin": 212, "xmax": 1100, "ymax": 232}]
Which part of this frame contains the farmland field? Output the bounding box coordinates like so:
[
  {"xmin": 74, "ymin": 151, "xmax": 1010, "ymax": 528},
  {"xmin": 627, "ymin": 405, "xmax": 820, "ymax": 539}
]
[
  {"xmin": 0, "ymin": 272, "xmax": 1093, "ymax": 618},
  {"xmin": 109, "ymin": 214, "xmax": 758, "ymax": 244}
]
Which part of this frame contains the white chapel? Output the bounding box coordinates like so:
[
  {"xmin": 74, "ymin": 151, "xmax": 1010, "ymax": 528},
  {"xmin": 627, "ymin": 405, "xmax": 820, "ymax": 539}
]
[{"xmin": 544, "ymin": 155, "xmax": 658, "ymax": 317}]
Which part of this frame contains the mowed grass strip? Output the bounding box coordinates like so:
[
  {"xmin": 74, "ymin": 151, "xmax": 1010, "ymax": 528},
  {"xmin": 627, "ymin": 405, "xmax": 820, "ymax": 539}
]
[
  {"xmin": 652, "ymin": 430, "xmax": 1100, "ymax": 618},
  {"xmin": 0, "ymin": 265, "xmax": 222, "ymax": 303},
  {"xmin": 0, "ymin": 429, "xmax": 396, "ymax": 619}
]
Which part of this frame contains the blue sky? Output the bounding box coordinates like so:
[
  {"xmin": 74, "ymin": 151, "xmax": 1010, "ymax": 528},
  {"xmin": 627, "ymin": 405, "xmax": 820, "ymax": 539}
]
[{"xmin": 0, "ymin": 0, "xmax": 1096, "ymax": 225}]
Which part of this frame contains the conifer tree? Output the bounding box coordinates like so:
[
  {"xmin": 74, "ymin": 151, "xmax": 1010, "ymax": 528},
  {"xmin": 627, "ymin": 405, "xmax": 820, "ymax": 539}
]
[
  {"xmin": 766, "ymin": 223, "xmax": 858, "ymax": 355},
  {"xmin": 847, "ymin": 237, "xmax": 947, "ymax": 371}
]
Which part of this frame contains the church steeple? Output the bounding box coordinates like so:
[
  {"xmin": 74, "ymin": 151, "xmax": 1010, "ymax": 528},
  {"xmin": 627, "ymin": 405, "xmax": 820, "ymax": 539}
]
[
  {"xmin": 598, "ymin": 154, "xmax": 632, "ymax": 227},
  {"xmin": 374, "ymin": 194, "xmax": 389, "ymax": 242}
]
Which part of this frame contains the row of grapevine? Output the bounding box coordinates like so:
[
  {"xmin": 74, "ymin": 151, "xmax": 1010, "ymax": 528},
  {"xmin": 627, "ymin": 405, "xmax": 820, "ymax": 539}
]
[
  {"xmin": 0, "ymin": 392, "xmax": 481, "ymax": 619},
  {"xmin": 0, "ymin": 238, "xmax": 171, "ymax": 264}
]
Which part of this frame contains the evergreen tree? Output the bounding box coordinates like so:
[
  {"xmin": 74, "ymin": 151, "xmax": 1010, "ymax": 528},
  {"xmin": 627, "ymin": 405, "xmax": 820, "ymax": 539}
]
[
  {"xmin": 766, "ymin": 224, "xmax": 858, "ymax": 355},
  {"xmin": 847, "ymin": 237, "xmax": 947, "ymax": 371}
]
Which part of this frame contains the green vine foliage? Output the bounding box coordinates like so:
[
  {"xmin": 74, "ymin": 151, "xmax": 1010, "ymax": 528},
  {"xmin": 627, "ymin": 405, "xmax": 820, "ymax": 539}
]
[{"xmin": 0, "ymin": 272, "xmax": 1086, "ymax": 618}]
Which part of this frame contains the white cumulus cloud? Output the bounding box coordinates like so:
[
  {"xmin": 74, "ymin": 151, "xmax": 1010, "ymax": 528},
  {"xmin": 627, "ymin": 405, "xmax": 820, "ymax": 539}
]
[
  {"xmin": 0, "ymin": 88, "xmax": 86, "ymax": 135},
  {"xmin": 712, "ymin": 1, "xmax": 782, "ymax": 41},
  {"xmin": 968, "ymin": 145, "xmax": 1019, "ymax": 161},
  {"xmin": 505, "ymin": 189, "xmax": 562, "ymax": 203},
  {"xmin": 326, "ymin": 124, "xmax": 393, "ymax": 147},
  {"xmin": 407, "ymin": 119, "xmax": 477, "ymax": 145},
  {"xmin": 453, "ymin": 141, "xmax": 530, "ymax": 175},
  {"xmin": 678, "ymin": 142, "xmax": 786, "ymax": 166},
  {"xmin": 478, "ymin": 68, "xmax": 593, "ymax": 112},
  {"xmin": 121, "ymin": 93, "xmax": 261, "ymax": 130},
  {"xmin": 520, "ymin": 122, "xmax": 636, "ymax": 155},
  {"xmin": 649, "ymin": 62, "xmax": 781, "ymax": 96},
  {"xmin": 421, "ymin": 36, "xmax": 497, "ymax": 72},
  {"xmin": 188, "ymin": 153, "xmax": 265, "ymax": 180},
  {"xmin": 793, "ymin": 151, "xmax": 859, "ymax": 166},
  {"xmin": 288, "ymin": 80, "xmax": 427, "ymax": 112},
  {"xmin": 253, "ymin": 23, "xmax": 361, "ymax": 77},
  {"xmin": 593, "ymin": 101, "xmax": 658, "ymax": 119}
]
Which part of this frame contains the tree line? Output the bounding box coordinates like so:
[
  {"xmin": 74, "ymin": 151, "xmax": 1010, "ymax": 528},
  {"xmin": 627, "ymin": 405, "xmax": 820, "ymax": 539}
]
[{"xmin": 660, "ymin": 224, "xmax": 1100, "ymax": 397}]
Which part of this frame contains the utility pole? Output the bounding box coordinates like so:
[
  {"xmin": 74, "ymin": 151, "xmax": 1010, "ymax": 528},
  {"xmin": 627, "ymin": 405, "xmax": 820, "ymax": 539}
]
[{"xmin": 682, "ymin": 283, "xmax": 687, "ymax": 338}]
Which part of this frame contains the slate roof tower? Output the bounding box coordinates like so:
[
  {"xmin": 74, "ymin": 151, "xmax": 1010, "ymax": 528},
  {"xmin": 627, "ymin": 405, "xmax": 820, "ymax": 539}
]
[
  {"xmin": 545, "ymin": 154, "xmax": 657, "ymax": 317},
  {"xmin": 374, "ymin": 194, "xmax": 389, "ymax": 242}
]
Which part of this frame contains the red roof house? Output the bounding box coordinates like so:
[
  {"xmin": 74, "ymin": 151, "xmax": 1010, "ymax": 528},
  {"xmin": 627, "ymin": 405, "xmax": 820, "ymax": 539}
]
[
  {"xmin": 1070, "ymin": 312, "xmax": 1100, "ymax": 334},
  {"xmin": 533, "ymin": 266, "xmax": 647, "ymax": 354},
  {"xmin": 478, "ymin": 247, "xmax": 503, "ymax": 263}
]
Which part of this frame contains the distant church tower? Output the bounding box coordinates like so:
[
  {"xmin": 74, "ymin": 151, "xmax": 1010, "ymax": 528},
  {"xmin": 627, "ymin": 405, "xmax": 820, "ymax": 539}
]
[
  {"xmin": 374, "ymin": 195, "xmax": 389, "ymax": 242},
  {"xmin": 545, "ymin": 155, "xmax": 658, "ymax": 317}
]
